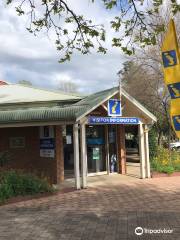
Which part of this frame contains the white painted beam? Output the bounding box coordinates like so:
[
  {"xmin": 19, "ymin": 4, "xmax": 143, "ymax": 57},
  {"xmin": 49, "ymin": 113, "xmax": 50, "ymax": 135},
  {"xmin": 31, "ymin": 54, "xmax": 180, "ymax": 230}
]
[
  {"xmin": 80, "ymin": 123, "xmax": 87, "ymax": 188},
  {"xmin": 138, "ymin": 123, "xmax": 146, "ymax": 179},
  {"xmin": 73, "ymin": 123, "xmax": 81, "ymax": 190},
  {"xmin": 144, "ymin": 125, "xmax": 151, "ymax": 178},
  {"xmin": 105, "ymin": 125, "xmax": 110, "ymax": 175}
]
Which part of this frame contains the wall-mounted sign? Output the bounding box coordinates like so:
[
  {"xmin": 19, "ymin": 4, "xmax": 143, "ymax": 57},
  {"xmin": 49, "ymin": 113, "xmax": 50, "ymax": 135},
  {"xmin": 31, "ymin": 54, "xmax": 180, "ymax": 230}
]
[
  {"xmin": 108, "ymin": 99, "xmax": 122, "ymax": 116},
  {"xmin": 40, "ymin": 126, "xmax": 55, "ymax": 158},
  {"xmin": 93, "ymin": 147, "xmax": 100, "ymax": 160},
  {"xmin": 89, "ymin": 116, "xmax": 139, "ymax": 125},
  {"xmin": 40, "ymin": 138, "xmax": 55, "ymax": 158},
  {"xmin": 87, "ymin": 138, "xmax": 104, "ymax": 145},
  {"xmin": 40, "ymin": 126, "xmax": 54, "ymax": 138},
  {"xmin": 66, "ymin": 135, "xmax": 72, "ymax": 144},
  {"xmin": 9, "ymin": 137, "xmax": 25, "ymax": 148}
]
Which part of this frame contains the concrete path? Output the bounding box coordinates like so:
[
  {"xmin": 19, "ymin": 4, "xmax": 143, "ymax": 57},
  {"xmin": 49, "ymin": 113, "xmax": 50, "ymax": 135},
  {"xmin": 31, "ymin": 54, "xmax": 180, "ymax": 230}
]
[{"xmin": 0, "ymin": 175, "xmax": 180, "ymax": 240}]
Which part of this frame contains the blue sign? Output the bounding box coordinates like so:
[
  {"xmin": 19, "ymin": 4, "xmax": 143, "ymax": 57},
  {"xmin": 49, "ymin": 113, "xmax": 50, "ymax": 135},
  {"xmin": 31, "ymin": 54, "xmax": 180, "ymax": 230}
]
[
  {"xmin": 162, "ymin": 50, "xmax": 177, "ymax": 68},
  {"xmin": 89, "ymin": 116, "xmax": 139, "ymax": 125},
  {"xmin": 87, "ymin": 138, "xmax": 105, "ymax": 145},
  {"xmin": 168, "ymin": 82, "xmax": 180, "ymax": 99},
  {"xmin": 108, "ymin": 99, "xmax": 122, "ymax": 116},
  {"xmin": 172, "ymin": 115, "xmax": 180, "ymax": 131},
  {"xmin": 40, "ymin": 138, "xmax": 55, "ymax": 149}
]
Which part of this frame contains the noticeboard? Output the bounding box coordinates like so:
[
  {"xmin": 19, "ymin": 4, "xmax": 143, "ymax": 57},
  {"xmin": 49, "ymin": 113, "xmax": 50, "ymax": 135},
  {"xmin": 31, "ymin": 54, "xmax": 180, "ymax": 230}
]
[{"xmin": 40, "ymin": 126, "xmax": 55, "ymax": 158}]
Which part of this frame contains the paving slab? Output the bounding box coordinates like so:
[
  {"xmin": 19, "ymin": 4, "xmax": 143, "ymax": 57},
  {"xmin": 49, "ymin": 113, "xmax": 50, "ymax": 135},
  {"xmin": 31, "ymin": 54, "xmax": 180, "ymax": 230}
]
[{"xmin": 0, "ymin": 175, "xmax": 180, "ymax": 240}]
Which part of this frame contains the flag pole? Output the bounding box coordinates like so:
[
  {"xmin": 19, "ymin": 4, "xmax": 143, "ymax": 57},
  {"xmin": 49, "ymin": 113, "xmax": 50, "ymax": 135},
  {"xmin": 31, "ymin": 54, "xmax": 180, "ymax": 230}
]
[{"xmin": 119, "ymin": 75, "xmax": 122, "ymax": 104}]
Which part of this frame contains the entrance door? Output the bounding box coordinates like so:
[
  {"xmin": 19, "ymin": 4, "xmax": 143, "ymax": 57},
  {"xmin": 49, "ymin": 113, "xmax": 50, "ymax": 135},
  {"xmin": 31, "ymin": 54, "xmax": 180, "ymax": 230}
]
[
  {"xmin": 86, "ymin": 125, "xmax": 106, "ymax": 175},
  {"xmin": 108, "ymin": 125, "xmax": 118, "ymax": 173},
  {"xmin": 63, "ymin": 125, "xmax": 74, "ymax": 179}
]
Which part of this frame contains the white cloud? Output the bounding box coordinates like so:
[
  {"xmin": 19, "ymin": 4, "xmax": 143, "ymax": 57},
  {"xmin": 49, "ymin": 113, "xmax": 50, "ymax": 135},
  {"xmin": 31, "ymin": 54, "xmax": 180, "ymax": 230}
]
[{"xmin": 0, "ymin": 0, "xmax": 127, "ymax": 93}]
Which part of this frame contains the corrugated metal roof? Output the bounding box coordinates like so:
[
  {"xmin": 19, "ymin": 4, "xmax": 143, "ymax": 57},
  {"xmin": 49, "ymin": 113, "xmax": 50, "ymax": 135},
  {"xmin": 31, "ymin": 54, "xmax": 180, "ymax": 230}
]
[
  {"xmin": 0, "ymin": 84, "xmax": 81, "ymax": 104},
  {"xmin": 0, "ymin": 87, "xmax": 117, "ymax": 124},
  {"xmin": 74, "ymin": 87, "xmax": 119, "ymax": 119},
  {"xmin": 0, "ymin": 86, "xmax": 157, "ymax": 125},
  {"xmin": 0, "ymin": 106, "xmax": 82, "ymax": 124}
]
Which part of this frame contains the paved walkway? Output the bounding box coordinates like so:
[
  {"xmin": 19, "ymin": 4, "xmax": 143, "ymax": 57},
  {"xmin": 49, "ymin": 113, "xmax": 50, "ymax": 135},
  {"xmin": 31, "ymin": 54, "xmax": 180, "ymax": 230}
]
[{"xmin": 0, "ymin": 175, "xmax": 180, "ymax": 240}]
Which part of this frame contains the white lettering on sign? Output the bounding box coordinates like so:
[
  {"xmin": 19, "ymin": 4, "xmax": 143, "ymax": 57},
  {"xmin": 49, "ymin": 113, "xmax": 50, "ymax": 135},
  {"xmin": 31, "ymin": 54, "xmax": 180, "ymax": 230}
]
[{"xmin": 89, "ymin": 117, "xmax": 139, "ymax": 125}]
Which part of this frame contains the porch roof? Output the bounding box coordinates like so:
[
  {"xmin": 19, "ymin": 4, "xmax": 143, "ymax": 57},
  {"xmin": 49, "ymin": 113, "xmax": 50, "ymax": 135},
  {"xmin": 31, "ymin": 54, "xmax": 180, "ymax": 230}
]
[{"xmin": 0, "ymin": 86, "xmax": 157, "ymax": 125}]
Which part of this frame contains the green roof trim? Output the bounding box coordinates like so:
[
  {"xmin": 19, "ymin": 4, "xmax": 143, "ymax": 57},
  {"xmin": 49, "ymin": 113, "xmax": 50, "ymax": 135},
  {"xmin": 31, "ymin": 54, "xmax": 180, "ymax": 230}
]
[{"xmin": 0, "ymin": 106, "xmax": 79, "ymax": 124}]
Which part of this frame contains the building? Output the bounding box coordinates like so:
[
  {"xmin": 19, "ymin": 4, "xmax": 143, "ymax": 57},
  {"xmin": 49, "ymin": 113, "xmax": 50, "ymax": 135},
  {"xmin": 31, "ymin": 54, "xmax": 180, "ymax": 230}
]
[{"xmin": 0, "ymin": 83, "xmax": 156, "ymax": 189}]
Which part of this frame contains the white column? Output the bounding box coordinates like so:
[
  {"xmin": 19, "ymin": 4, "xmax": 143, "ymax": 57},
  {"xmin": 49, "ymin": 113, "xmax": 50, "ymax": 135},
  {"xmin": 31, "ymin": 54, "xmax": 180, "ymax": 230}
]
[
  {"xmin": 105, "ymin": 125, "xmax": 110, "ymax": 174},
  {"xmin": 138, "ymin": 123, "xmax": 146, "ymax": 179},
  {"xmin": 80, "ymin": 123, "xmax": 87, "ymax": 188},
  {"xmin": 73, "ymin": 123, "xmax": 81, "ymax": 190},
  {"xmin": 144, "ymin": 125, "xmax": 151, "ymax": 178}
]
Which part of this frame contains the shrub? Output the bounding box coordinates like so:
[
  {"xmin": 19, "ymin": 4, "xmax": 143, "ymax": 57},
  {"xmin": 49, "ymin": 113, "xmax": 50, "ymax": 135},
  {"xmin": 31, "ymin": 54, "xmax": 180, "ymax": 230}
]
[
  {"xmin": 0, "ymin": 151, "xmax": 11, "ymax": 167},
  {"xmin": 0, "ymin": 170, "xmax": 53, "ymax": 203},
  {"xmin": 151, "ymin": 146, "xmax": 180, "ymax": 174},
  {"xmin": 149, "ymin": 128, "xmax": 158, "ymax": 161}
]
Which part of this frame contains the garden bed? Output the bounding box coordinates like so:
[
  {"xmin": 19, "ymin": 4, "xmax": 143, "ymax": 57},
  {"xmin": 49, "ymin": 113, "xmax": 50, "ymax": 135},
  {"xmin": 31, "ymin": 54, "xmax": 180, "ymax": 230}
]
[
  {"xmin": 0, "ymin": 170, "xmax": 54, "ymax": 204},
  {"xmin": 151, "ymin": 171, "xmax": 180, "ymax": 178},
  {"xmin": 0, "ymin": 186, "xmax": 76, "ymax": 206}
]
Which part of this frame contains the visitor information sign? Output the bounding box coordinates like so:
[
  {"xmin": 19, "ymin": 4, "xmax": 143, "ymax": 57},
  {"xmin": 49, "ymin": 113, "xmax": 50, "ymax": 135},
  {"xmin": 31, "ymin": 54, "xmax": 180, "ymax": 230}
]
[
  {"xmin": 108, "ymin": 99, "xmax": 122, "ymax": 116},
  {"xmin": 89, "ymin": 116, "xmax": 139, "ymax": 125}
]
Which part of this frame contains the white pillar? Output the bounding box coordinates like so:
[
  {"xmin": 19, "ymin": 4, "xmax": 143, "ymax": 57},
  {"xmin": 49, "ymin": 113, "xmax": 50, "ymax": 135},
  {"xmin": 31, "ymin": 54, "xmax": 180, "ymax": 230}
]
[
  {"xmin": 138, "ymin": 123, "xmax": 146, "ymax": 179},
  {"xmin": 144, "ymin": 125, "xmax": 151, "ymax": 178},
  {"xmin": 80, "ymin": 123, "xmax": 87, "ymax": 188},
  {"xmin": 105, "ymin": 125, "xmax": 110, "ymax": 174},
  {"xmin": 73, "ymin": 123, "xmax": 81, "ymax": 190}
]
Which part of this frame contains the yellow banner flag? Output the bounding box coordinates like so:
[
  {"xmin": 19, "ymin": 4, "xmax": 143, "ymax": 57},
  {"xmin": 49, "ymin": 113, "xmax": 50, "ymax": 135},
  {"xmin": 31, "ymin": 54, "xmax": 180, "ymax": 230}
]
[
  {"xmin": 170, "ymin": 99, "xmax": 180, "ymax": 139},
  {"xmin": 161, "ymin": 19, "xmax": 180, "ymax": 139}
]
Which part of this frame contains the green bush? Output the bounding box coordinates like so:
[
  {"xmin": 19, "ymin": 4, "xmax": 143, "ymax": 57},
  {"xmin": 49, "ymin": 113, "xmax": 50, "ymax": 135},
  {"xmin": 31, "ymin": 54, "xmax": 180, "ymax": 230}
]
[
  {"xmin": 149, "ymin": 128, "xmax": 158, "ymax": 161},
  {"xmin": 155, "ymin": 165, "xmax": 175, "ymax": 175},
  {"xmin": 151, "ymin": 146, "xmax": 180, "ymax": 174},
  {"xmin": 0, "ymin": 151, "xmax": 11, "ymax": 167},
  {"xmin": 0, "ymin": 170, "xmax": 53, "ymax": 203}
]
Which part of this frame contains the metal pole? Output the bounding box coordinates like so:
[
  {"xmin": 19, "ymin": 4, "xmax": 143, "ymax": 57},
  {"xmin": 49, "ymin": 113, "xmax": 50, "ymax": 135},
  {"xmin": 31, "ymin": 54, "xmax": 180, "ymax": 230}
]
[{"xmin": 119, "ymin": 74, "xmax": 122, "ymax": 102}]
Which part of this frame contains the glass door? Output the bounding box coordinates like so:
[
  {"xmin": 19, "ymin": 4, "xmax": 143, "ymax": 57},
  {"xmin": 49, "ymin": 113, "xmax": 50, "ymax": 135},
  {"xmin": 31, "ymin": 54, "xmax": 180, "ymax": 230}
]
[{"xmin": 86, "ymin": 125, "xmax": 106, "ymax": 174}]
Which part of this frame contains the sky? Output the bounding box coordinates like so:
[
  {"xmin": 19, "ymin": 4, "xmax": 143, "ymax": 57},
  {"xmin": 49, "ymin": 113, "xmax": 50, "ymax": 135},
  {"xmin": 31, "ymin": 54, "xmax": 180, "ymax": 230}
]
[{"xmin": 0, "ymin": 0, "xmax": 127, "ymax": 94}]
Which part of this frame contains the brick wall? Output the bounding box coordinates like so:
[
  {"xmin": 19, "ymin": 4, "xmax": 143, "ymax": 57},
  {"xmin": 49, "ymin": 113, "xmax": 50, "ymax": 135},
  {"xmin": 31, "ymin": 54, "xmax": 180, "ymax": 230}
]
[{"xmin": 0, "ymin": 126, "xmax": 58, "ymax": 183}]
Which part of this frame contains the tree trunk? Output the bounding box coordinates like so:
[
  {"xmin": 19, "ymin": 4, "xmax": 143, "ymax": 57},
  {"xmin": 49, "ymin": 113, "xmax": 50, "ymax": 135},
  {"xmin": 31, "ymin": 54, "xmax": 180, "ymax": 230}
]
[{"xmin": 157, "ymin": 131, "xmax": 163, "ymax": 146}]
